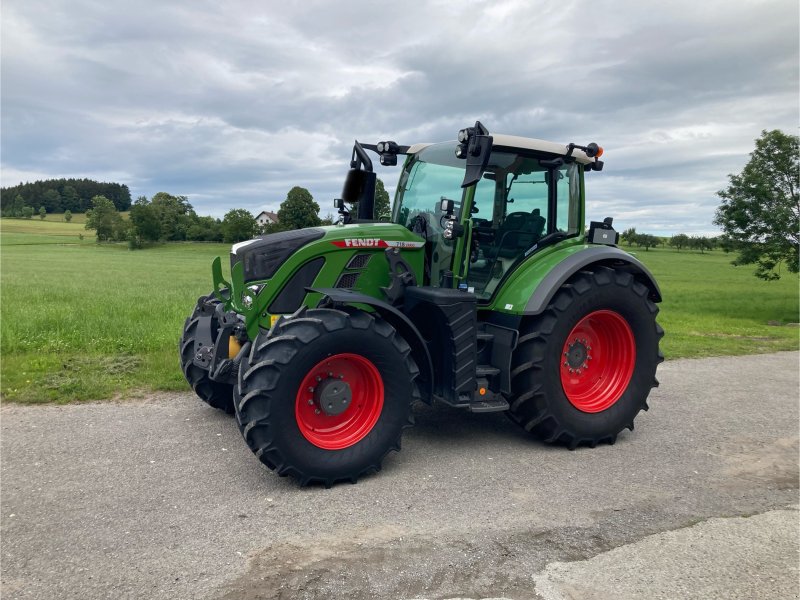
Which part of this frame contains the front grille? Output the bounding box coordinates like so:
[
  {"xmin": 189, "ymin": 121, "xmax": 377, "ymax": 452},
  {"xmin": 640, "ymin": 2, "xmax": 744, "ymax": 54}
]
[
  {"xmin": 346, "ymin": 253, "xmax": 372, "ymax": 269},
  {"xmin": 268, "ymin": 258, "xmax": 325, "ymax": 314},
  {"xmin": 335, "ymin": 273, "xmax": 360, "ymax": 289}
]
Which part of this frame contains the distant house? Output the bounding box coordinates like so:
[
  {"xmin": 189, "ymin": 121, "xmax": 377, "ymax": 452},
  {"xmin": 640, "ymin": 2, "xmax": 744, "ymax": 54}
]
[{"xmin": 256, "ymin": 211, "xmax": 279, "ymax": 227}]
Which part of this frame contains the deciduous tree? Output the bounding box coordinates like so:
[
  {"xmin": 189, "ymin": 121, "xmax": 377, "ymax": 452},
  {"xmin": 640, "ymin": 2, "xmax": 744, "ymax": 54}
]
[
  {"xmin": 277, "ymin": 187, "xmax": 321, "ymax": 230},
  {"xmin": 621, "ymin": 227, "xmax": 637, "ymax": 246},
  {"xmin": 222, "ymin": 209, "xmax": 258, "ymax": 243},
  {"xmin": 150, "ymin": 192, "xmax": 195, "ymax": 241},
  {"xmin": 129, "ymin": 196, "xmax": 161, "ymax": 241},
  {"xmin": 669, "ymin": 233, "xmax": 689, "ymax": 250},
  {"xmin": 636, "ymin": 233, "xmax": 659, "ymax": 251},
  {"xmin": 714, "ymin": 130, "xmax": 799, "ymax": 280},
  {"xmin": 85, "ymin": 195, "xmax": 123, "ymax": 241},
  {"xmin": 374, "ymin": 178, "xmax": 391, "ymax": 220}
]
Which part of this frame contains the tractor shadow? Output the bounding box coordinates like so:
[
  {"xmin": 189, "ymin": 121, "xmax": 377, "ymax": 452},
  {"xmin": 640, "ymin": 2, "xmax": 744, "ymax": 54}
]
[{"xmin": 408, "ymin": 401, "xmax": 535, "ymax": 447}]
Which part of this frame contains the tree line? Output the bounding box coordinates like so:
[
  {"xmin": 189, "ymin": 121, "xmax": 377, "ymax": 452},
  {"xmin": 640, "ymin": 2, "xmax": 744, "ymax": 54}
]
[
  {"xmin": 83, "ymin": 178, "xmax": 392, "ymax": 248},
  {"xmin": 0, "ymin": 178, "xmax": 132, "ymax": 215},
  {"xmin": 620, "ymin": 228, "xmax": 720, "ymax": 253}
]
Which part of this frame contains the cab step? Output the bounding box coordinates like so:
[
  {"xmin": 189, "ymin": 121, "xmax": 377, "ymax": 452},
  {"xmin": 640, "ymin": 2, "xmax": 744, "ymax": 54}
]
[
  {"xmin": 476, "ymin": 365, "xmax": 501, "ymax": 377},
  {"xmin": 468, "ymin": 397, "xmax": 510, "ymax": 413}
]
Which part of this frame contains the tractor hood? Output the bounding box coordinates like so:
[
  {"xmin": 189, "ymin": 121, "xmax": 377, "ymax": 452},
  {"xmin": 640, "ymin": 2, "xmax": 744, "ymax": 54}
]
[
  {"xmin": 230, "ymin": 223, "xmax": 424, "ymax": 284},
  {"xmin": 218, "ymin": 223, "xmax": 426, "ymax": 338}
]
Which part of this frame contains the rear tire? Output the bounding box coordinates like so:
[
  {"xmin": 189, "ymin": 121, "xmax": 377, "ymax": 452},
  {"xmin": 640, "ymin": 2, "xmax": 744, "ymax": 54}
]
[
  {"xmin": 179, "ymin": 293, "xmax": 235, "ymax": 414},
  {"xmin": 235, "ymin": 308, "xmax": 418, "ymax": 486},
  {"xmin": 508, "ymin": 267, "xmax": 664, "ymax": 448}
]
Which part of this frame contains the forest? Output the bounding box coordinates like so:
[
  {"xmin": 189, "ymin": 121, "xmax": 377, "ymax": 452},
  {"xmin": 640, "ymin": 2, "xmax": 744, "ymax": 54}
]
[{"xmin": 0, "ymin": 178, "xmax": 132, "ymax": 214}]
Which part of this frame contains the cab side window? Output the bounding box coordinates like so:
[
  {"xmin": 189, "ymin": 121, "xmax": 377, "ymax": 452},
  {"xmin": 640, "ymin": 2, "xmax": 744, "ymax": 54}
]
[{"xmin": 466, "ymin": 155, "xmax": 582, "ymax": 299}]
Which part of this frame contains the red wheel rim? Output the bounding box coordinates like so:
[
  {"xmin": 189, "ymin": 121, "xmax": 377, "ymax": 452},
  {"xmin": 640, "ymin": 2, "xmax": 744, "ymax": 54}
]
[
  {"xmin": 560, "ymin": 310, "xmax": 635, "ymax": 413},
  {"xmin": 295, "ymin": 353, "xmax": 384, "ymax": 450}
]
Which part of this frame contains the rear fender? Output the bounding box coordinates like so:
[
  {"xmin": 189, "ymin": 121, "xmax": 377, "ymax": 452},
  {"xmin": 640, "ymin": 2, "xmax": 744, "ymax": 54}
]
[{"xmin": 523, "ymin": 246, "xmax": 662, "ymax": 315}]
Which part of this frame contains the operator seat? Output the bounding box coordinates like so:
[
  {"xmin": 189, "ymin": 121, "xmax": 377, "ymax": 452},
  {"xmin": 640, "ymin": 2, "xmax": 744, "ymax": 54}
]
[
  {"xmin": 529, "ymin": 208, "xmax": 546, "ymax": 239},
  {"xmin": 492, "ymin": 210, "xmax": 546, "ymax": 259}
]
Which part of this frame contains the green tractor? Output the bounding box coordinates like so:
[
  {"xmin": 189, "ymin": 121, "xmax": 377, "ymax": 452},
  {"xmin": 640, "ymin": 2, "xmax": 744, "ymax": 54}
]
[{"xmin": 179, "ymin": 121, "xmax": 664, "ymax": 486}]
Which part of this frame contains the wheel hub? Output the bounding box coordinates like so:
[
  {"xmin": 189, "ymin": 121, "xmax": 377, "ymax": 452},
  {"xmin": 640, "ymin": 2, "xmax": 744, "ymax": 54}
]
[
  {"xmin": 564, "ymin": 339, "xmax": 590, "ymax": 371},
  {"xmin": 314, "ymin": 377, "xmax": 352, "ymax": 416}
]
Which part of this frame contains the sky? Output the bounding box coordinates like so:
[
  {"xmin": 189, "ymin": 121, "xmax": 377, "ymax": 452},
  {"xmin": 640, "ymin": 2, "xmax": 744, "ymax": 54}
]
[{"xmin": 2, "ymin": 0, "xmax": 798, "ymax": 235}]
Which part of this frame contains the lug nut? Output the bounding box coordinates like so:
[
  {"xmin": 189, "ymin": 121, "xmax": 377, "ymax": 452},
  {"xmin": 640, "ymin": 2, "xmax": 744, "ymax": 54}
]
[
  {"xmin": 307, "ymin": 387, "xmax": 314, "ymax": 393},
  {"xmin": 308, "ymin": 399, "xmax": 314, "ymax": 405},
  {"xmin": 314, "ymin": 409, "xmax": 321, "ymax": 415},
  {"xmin": 315, "ymin": 376, "xmax": 322, "ymax": 382}
]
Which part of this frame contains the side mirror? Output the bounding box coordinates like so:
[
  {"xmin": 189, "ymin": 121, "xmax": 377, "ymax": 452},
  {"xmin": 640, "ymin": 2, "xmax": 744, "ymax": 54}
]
[
  {"xmin": 440, "ymin": 197, "xmax": 455, "ymax": 215},
  {"xmin": 341, "ymin": 168, "xmax": 377, "ymax": 220},
  {"xmin": 342, "ymin": 169, "xmax": 367, "ymax": 203},
  {"xmin": 333, "ymin": 198, "xmax": 344, "ymax": 209}
]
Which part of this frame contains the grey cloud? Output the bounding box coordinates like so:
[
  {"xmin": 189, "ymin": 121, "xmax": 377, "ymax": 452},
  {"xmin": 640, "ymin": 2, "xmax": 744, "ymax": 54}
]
[{"xmin": 1, "ymin": 0, "xmax": 797, "ymax": 234}]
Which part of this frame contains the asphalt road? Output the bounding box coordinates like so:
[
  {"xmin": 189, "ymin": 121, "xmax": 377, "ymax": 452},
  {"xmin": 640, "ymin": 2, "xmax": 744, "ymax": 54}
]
[{"xmin": 2, "ymin": 352, "xmax": 798, "ymax": 600}]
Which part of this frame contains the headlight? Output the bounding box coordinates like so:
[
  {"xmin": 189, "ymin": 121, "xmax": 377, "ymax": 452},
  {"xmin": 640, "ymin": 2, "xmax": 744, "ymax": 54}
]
[{"xmin": 241, "ymin": 284, "xmax": 265, "ymax": 309}]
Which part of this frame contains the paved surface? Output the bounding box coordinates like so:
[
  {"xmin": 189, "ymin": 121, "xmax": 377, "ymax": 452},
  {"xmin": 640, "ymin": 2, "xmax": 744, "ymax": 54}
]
[{"xmin": 1, "ymin": 352, "xmax": 798, "ymax": 600}]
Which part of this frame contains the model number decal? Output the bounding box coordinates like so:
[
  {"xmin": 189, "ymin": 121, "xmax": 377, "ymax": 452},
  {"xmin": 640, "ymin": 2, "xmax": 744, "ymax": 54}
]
[{"xmin": 330, "ymin": 239, "xmax": 424, "ymax": 249}]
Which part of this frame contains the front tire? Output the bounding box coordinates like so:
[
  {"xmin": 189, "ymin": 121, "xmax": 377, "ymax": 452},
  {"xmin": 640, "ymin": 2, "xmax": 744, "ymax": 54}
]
[
  {"xmin": 179, "ymin": 293, "xmax": 235, "ymax": 414},
  {"xmin": 508, "ymin": 267, "xmax": 664, "ymax": 448},
  {"xmin": 235, "ymin": 308, "xmax": 418, "ymax": 486}
]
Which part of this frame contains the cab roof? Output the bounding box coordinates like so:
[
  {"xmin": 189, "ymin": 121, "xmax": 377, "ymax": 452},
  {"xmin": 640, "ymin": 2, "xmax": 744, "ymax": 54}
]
[{"xmin": 407, "ymin": 134, "xmax": 596, "ymax": 165}]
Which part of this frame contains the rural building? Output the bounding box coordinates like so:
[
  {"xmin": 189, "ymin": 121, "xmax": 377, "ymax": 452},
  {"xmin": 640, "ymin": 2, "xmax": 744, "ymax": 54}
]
[{"xmin": 256, "ymin": 211, "xmax": 279, "ymax": 226}]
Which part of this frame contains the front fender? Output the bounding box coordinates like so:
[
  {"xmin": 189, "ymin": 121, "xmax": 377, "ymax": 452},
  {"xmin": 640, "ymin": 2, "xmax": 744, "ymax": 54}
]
[{"xmin": 308, "ymin": 287, "xmax": 434, "ymax": 404}]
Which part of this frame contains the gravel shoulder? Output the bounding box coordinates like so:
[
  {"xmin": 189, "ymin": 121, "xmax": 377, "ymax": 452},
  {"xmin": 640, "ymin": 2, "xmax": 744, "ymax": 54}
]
[{"xmin": 2, "ymin": 351, "xmax": 799, "ymax": 600}]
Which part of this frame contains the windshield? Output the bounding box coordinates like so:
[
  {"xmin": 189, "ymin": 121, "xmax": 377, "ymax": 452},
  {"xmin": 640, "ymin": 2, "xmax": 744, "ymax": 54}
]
[
  {"xmin": 393, "ymin": 144, "xmax": 466, "ymax": 226},
  {"xmin": 393, "ymin": 143, "xmax": 466, "ymax": 285}
]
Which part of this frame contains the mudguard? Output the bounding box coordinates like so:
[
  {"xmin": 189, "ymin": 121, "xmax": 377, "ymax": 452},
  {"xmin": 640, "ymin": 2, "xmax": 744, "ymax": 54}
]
[
  {"xmin": 522, "ymin": 245, "xmax": 662, "ymax": 315},
  {"xmin": 486, "ymin": 243, "xmax": 662, "ymax": 316}
]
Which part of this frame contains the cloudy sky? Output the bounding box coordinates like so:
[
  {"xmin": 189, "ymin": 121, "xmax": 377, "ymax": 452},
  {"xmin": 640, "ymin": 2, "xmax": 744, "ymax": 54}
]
[{"xmin": 2, "ymin": 0, "xmax": 798, "ymax": 234}]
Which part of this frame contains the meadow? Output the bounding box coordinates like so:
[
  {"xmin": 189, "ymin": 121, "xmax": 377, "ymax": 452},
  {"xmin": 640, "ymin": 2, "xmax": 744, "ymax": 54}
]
[{"xmin": 1, "ymin": 218, "xmax": 797, "ymax": 404}]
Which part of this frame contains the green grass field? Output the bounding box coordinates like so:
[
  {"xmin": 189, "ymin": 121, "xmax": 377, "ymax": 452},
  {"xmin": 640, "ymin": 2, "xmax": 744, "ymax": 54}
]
[
  {"xmin": 1, "ymin": 218, "xmax": 797, "ymax": 404},
  {"xmin": 1, "ymin": 217, "xmax": 97, "ymax": 243}
]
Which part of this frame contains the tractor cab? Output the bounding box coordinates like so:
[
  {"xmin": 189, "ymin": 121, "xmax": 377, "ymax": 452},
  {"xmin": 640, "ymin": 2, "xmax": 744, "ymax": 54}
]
[{"xmin": 393, "ymin": 139, "xmax": 589, "ymax": 298}]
